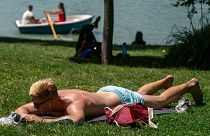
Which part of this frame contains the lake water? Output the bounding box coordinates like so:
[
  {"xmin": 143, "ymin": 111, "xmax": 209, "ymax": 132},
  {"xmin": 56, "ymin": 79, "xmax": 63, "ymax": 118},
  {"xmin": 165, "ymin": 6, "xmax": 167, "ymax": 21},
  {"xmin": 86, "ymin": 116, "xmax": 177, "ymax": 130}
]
[{"xmin": 0, "ymin": 0, "xmax": 190, "ymax": 45}]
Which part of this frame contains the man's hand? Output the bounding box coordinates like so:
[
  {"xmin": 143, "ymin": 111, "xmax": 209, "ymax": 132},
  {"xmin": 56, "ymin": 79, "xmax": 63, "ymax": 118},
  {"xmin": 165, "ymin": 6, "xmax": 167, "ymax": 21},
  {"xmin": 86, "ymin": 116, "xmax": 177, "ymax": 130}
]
[{"xmin": 24, "ymin": 114, "xmax": 42, "ymax": 122}]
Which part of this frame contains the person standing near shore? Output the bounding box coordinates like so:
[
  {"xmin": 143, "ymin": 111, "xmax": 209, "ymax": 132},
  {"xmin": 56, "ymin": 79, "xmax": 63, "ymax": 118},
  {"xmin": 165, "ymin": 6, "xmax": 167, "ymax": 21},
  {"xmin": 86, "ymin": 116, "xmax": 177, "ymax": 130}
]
[{"xmin": 44, "ymin": 2, "xmax": 66, "ymax": 23}]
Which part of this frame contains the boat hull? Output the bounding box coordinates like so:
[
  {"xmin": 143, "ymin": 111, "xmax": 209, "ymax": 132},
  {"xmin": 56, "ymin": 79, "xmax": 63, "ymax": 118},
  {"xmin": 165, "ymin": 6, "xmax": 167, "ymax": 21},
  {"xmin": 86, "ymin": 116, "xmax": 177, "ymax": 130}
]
[{"xmin": 15, "ymin": 15, "xmax": 93, "ymax": 34}]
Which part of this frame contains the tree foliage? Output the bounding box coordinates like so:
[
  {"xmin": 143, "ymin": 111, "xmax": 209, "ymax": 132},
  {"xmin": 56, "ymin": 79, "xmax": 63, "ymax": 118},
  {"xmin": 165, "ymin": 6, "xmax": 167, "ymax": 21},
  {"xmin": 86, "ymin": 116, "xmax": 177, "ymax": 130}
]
[
  {"xmin": 165, "ymin": 24, "xmax": 210, "ymax": 69},
  {"xmin": 172, "ymin": 0, "xmax": 210, "ymax": 29}
]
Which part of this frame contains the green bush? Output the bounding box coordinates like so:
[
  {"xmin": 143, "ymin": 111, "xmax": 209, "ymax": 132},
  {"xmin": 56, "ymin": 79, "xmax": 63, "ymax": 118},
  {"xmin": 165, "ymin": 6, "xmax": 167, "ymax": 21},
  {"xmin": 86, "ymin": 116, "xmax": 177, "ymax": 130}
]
[{"xmin": 164, "ymin": 24, "xmax": 210, "ymax": 69}]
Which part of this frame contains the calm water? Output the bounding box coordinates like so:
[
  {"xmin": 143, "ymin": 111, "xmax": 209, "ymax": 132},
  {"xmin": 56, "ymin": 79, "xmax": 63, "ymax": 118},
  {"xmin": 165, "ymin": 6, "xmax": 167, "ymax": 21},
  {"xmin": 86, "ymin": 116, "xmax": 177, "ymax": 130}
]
[{"xmin": 0, "ymin": 0, "xmax": 190, "ymax": 45}]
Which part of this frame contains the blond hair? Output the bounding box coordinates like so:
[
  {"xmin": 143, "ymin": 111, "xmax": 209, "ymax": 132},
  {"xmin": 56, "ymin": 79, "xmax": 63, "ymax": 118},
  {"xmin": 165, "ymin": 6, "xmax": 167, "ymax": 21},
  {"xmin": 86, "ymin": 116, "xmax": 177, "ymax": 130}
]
[{"xmin": 29, "ymin": 78, "xmax": 57, "ymax": 97}]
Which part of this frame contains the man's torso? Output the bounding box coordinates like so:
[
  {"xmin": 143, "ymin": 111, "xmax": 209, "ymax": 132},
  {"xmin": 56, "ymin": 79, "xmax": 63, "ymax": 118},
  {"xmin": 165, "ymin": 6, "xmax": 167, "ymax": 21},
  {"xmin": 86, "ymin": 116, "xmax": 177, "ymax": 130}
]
[
  {"xmin": 22, "ymin": 10, "xmax": 33, "ymax": 24},
  {"xmin": 37, "ymin": 89, "xmax": 121, "ymax": 120}
]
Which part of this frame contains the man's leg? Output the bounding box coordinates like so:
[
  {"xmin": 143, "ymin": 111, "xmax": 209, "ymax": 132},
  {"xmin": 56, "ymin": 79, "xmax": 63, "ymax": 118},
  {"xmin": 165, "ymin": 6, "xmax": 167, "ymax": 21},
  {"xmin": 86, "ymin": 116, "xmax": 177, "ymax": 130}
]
[
  {"xmin": 137, "ymin": 75, "xmax": 174, "ymax": 95},
  {"xmin": 143, "ymin": 78, "xmax": 203, "ymax": 109}
]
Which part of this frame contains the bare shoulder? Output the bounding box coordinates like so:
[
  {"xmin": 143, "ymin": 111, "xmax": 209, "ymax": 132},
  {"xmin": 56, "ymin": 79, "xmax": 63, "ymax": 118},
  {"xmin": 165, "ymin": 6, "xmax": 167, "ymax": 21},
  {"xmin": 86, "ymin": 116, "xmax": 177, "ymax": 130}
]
[
  {"xmin": 57, "ymin": 89, "xmax": 87, "ymax": 104},
  {"xmin": 65, "ymin": 98, "xmax": 86, "ymax": 116},
  {"xmin": 67, "ymin": 99, "xmax": 85, "ymax": 109}
]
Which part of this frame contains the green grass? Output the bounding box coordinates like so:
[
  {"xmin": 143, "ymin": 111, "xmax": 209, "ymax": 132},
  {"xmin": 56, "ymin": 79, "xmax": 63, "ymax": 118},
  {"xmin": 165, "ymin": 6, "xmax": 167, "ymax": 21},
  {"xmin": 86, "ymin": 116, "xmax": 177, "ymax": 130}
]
[{"xmin": 0, "ymin": 40, "xmax": 210, "ymax": 136}]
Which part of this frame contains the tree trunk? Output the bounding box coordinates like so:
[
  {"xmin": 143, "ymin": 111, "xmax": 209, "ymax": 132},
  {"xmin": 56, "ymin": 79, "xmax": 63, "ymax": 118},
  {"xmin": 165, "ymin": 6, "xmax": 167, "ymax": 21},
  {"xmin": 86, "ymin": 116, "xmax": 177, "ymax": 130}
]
[{"xmin": 101, "ymin": 0, "xmax": 114, "ymax": 64}]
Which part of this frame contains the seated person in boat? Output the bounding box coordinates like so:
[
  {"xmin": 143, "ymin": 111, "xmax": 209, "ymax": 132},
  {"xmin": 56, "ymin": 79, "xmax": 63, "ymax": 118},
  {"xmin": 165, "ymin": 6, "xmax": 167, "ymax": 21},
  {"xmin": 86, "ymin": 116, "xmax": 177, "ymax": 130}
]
[
  {"xmin": 22, "ymin": 5, "xmax": 41, "ymax": 24},
  {"xmin": 74, "ymin": 16, "xmax": 101, "ymax": 58},
  {"xmin": 44, "ymin": 2, "xmax": 66, "ymax": 23}
]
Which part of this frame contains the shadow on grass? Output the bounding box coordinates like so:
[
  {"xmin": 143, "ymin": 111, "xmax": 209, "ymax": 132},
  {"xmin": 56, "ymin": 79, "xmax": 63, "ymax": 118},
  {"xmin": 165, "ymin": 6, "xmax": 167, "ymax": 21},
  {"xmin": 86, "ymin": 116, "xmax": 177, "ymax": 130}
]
[
  {"xmin": 70, "ymin": 44, "xmax": 170, "ymax": 68},
  {"xmin": 69, "ymin": 44, "xmax": 210, "ymax": 70},
  {"xmin": 70, "ymin": 55, "xmax": 210, "ymax": 70},
  {"xmin": 69, "ymin": 55, "xmax": 170, "ymax": 69}
]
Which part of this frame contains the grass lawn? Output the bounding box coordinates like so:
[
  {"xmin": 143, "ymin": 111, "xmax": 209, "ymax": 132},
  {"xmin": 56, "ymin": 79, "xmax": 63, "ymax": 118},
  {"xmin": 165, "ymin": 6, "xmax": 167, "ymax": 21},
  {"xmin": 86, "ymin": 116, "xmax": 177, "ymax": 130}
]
[{"xmin": 0, "ymin": 39, "xmax": 210, "ymax": 136}]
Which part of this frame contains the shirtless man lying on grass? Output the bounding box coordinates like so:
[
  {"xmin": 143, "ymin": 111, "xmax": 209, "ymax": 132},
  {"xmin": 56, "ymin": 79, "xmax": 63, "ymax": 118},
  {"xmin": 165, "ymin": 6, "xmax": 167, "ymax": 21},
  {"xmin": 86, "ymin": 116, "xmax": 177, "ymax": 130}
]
[{"xmin": 14, "ymin": 75, "xmax": 203, "ymax": 123}]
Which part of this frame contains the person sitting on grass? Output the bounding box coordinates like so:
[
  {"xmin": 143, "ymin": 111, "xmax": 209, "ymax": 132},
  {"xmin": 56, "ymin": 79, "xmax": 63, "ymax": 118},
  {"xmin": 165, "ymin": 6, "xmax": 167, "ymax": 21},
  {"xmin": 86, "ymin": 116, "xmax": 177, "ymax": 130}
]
[
  {"xmin": 1, "ymin": 75, "xmax": 203, "ymax": 124},
  {"xmin": 74, "ymin": 16, "xmax": 101, "ymax": 58}
]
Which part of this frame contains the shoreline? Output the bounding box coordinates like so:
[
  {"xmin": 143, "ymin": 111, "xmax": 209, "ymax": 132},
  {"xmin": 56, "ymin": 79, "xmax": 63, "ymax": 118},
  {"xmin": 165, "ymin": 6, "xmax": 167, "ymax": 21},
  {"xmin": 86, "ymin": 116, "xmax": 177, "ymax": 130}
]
[
  {"xmin": 0, "ymin": 36, "xmax": 168, "ymax": 47},
  {"xmin": 0, "ymin": 36, "xmax": 74, "ymax": 44}
]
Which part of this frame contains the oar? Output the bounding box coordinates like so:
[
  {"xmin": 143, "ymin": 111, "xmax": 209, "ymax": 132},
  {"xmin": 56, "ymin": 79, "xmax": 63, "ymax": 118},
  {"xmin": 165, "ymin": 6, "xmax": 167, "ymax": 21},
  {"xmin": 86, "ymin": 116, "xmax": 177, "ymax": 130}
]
[{"xmin": 45, "ymin": 13, "xmax": 57, "ymax": 40}]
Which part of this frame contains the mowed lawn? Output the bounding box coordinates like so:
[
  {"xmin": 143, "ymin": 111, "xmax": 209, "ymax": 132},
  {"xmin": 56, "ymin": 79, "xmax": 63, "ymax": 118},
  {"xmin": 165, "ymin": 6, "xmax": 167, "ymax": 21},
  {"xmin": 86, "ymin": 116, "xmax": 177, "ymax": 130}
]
[{"xmin": 0, "ymin": 40, "xmax": 210, "ymax": 136}]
